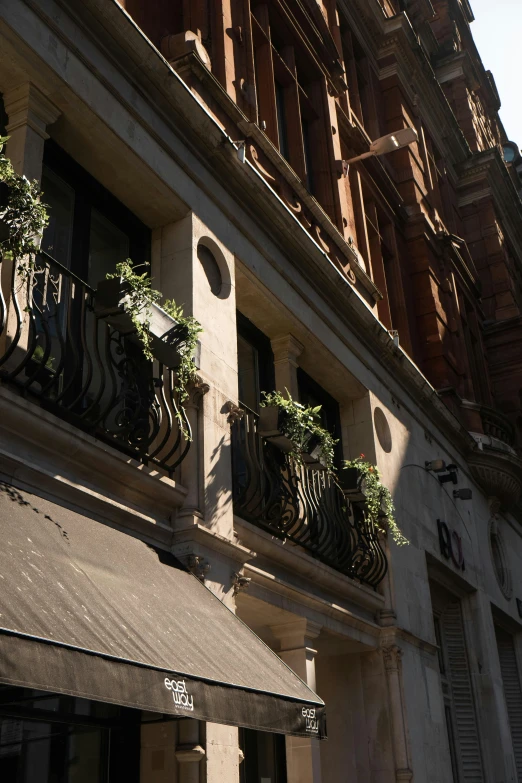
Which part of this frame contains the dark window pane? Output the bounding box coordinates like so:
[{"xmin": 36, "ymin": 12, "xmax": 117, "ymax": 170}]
[
  {"xmin": 275, "ymin": 82, "xmax": 289, "ymax": 161},
  {"xmin": 238, "ymin": 335, "xmax": 260, "ymax": 412},
  {"xmin": 40, "ymin": 169, "xmax": 75, "ymax": 267},
  {"xmin": 88, "ymin": 209, "xmax": 129, "ymax": 288}
]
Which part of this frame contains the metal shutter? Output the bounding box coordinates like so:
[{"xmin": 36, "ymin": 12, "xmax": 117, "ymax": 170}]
[
  {"xmin": 496, "ymin": 627, "xmax": 522, "ymax": 781},
  {"xmin": 443, "ymin": 600, "xmax": 484, "ymax": 782}
]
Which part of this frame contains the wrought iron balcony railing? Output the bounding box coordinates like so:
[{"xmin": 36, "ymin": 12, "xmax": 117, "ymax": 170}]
[
  {"xmin": 479, "ymin": 405, "xmax": 515, "ymax": 448},
  {"xmin": 0, "ymin": 252, "xmax": 190, "ymax": 475},
  {"xmin": 232, "ymin": 406, "xmax": 388, "ymax": 588}
]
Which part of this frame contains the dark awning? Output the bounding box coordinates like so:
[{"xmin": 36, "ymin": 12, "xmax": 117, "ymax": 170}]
[{"xmin": 0, "ymin": 482, "xmax": 325, "ymax": 738}]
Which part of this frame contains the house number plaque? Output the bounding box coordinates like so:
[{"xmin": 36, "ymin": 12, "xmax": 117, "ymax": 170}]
[{"xmin": 437, "ymin": 519, "xmax": 465, "ymax": 571}]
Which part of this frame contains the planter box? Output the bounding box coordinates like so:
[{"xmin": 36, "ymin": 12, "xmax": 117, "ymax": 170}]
[
  {"xmin": 95, "ymin": 278, "xmax": 201, "ymax": 370},
  {"xmin": 338, "ymin": 467, "xmax": 366, "ymax": 501},
  {"xmin": 257, "ymin": 405, "xmax": 295, "ymax": 452},
  {"xmin": 301, "ymin": 433, "xmax": 327, "ymax": 471}
]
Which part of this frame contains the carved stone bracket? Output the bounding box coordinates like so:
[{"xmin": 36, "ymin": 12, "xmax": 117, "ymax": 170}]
[
  {"xmin": 186, "ymin": 376, "xmax": 210, "ymax": 408},
  {"xmin": 187, "ymin": 554, "xmax": 211, "ymax": 582},
  {"xmin": 231, "ymin": 570, "xmax": 251, "ymax": 596},
  {"xmin": 225, "ymin": 400, "xmax": 245, "ymax": 424},
  {"xmin": 175, "ymin": 744, "xmax": 206, "ymax": 763}
]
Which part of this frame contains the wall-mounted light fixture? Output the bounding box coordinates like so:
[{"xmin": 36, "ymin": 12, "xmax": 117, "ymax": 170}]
[
  {"xmin": 453, "ymin": 488, "xmax": 473, "ymax": 501},
  {"xmin": 437, "ymin": 464, "xmax": 459, "ymax": 485},
  {"xmin": 341, "ymin": 127, "xmax": 418, "ymax": 175},
  {"xmin": 425, "ymin": 459, "xmax": 446, "ymax": 472}
]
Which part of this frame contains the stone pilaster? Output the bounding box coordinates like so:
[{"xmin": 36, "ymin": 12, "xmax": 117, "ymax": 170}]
[
  {"xmin": 177, "ymin": 718, "xmax": 205, "ymax": 783},
  {"xmin": 382, "ymin": 644, "xmax": 413, "ymax": 782},
  {"xmin": 179, "ymin": 377, "xmax": 210, "ymax": 521},
  {"xmin": 3, "ymin": 83, "xmax": 60, "ymax": 181},
  {"xmin": 270, "ymin": 334, "xmax": 304, "ymax": 399},
  {"xmin": 271, "ymin": 619, "xmax": 323, "ymax": 783}
]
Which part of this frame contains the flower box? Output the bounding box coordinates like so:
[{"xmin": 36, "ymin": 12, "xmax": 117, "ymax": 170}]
[
  {"xmin": 338, "ymin": 467, "xmax": 366, "ymax": 501},
  {"xmin": 301, "ymin": 433, "xmax": 328, "ymax": 471},
  {"xmin": 257, "ymin": 405, "xmax": 295, "ymax": 452},
  {"xmin": 95, "ymin": 277, "xmax": 201, "ymax": 370}
]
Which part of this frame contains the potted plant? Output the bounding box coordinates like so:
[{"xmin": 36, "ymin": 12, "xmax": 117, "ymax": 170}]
[
  {"xmin": 341, "ymin": 455, "xmax": 408, "ymax": 545},
  {"xmin": 0, "ymin": 136, "xmax": 49, "ymax": 275},
  {"xmin": 95, "ymin": 258, "xmax": 202, "ymax": 370},
  {"xmin": 259, "ymin": 390, "xmax": 337, "ymax": 472}
]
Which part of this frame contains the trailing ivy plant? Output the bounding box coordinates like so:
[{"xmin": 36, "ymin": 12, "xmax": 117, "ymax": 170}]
[
  {"xmin": 343, "ymin": 455, "xmax": 408, "ymax": 546},
  {"xmin": 106, "ymin": 259, "xmax": 202, "ymax": 426},
  {"xmin": 0, "ymin": 136, "xmax": 48, "ymax": 280},
  {"xmin": 260, "ymin": 389, "xmax": 338, "ymax": 473}
]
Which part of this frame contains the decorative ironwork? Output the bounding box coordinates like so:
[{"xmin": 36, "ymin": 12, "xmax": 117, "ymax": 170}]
[
  {"xmin": 232, "ymin": 406, "xmax": 388, "ymax": 588},
  {"xmin": 0, "ymin": 251, "xmax": 191, "ymax": 475}
]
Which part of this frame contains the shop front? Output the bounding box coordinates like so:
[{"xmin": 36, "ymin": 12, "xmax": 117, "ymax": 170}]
[{"xmin": 0, "ymin": 482, "xmax": 326, "ymax": 780}]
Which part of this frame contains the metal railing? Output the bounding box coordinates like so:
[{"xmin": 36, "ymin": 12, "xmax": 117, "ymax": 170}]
[
  {"xmin": 232, "ymin": 406, "xmax": 388, "ymax": 588},
  {"xmin": 480, "ymin": 405, "xmax": 515, "ymax": 447},
  {"xmin": 0, "ymin": 252, "xmax": 190, "ymax": 475}
]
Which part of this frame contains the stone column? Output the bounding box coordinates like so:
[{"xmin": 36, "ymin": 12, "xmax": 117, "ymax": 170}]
[
  {"xmin": 3, "ymin": 83, "xmax": 60, "ymax": 181},
  {"xmin": 382, "ymin": 644, "xmax": 413, "ymax": 782},
  {"xmin": 176, "ymin": 718, "xmax": 205, "ymax": 783},
  {"xmin": 271, "ymin": 619, "xmax": 322, "ymax": 783},
  {"xmin": 205, "ymin": 723, "xmax": 240, "ymax": 783},
  {"xmin": 270, "ymin": 334, "xmax": 304, "ymax": 399},
  {"xmin": 179, "ymin": 377, "xmax": 210, "ymax": 522}
]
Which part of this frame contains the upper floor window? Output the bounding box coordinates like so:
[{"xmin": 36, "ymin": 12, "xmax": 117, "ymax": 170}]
[
  {"xmin": 41, "ymin": 142, "xmax": 150, "ymax": 285},
  {"xmin": 251, "ymin": 3, "xmax": 324, "ymax": 196},
  {"xmin": 237, "ymin": 311, "xmax": 275, "ymax": 412},
  {"xmin": 297, "ymin": 368, "xmax": 343, "ymax": 467},
  {"xmin": 338, "ymin": 20, "xmax": 381, "ymax": 139}
]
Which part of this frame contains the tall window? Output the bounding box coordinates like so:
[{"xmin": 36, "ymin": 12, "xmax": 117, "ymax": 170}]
[
  {"xmin": 297, "ymin": 368, "xmax": 343, "ymax": 467},
  {"xmin": 250, "ymin": 4, "xmax": 326, "ymax": 199},
  {"xmin": 41, "ymin": 141, "xmax": 150, "ymax": 284},
  {"xmin": 339, "ymin": 21, "xmax": 380, "ymax": 139},
  {"xmin": 237, "ymin": 312, "xmax": 275, "ymax": 412}
]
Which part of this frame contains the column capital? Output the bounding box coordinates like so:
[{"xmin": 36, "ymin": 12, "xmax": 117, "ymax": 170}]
[
  {"xmin": 382, "ymin": 644, "xmax": 403, "ymax": 672},
  {"xmin": 270, "ymin": 618, "xmax": 322, "ymax": 651},
  {"xmin": 270, "ymin": 334, "xmax": 304, "ymax": 368},
  {"xmin": 4, "ymin": 83, "xmax": 60, "ymax": 141}
]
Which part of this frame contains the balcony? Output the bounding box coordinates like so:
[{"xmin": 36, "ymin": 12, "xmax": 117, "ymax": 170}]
[
  {"xmin": 466, "ymin": 403, "xmax": 522, "ymax": 510},
  {"xmin": 0, "ymin": 252, "xmax": 191, "ymax": 475},
  {"xmin": 231, "ymin": 406, "xmax": 388, "ymax": 588}
]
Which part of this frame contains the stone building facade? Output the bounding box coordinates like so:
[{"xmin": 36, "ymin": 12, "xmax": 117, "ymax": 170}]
[{"xmin": 0, "ymin": 0, "xmax": 522, "ymax": 782}]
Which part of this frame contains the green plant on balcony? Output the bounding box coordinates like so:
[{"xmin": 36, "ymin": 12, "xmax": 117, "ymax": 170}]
[
  {"xmin": 260, "ymin": 390, "xmax": 338, "ymax": 473},
  {"xmin": 342, "ymin": 455, "xmax": 408, "ymax": 546},
  {"xmin": 0, "ymin": 136, "xmax": 49, "ymax": 280},
  {"xmin": 106, "ymin": 260, "xmax": 203, "ymax": 415}
]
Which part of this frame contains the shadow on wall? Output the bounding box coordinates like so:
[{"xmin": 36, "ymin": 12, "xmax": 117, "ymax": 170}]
[{"xmin": 203, "ymin": 412, "xmax": 234, "ymax": 536}]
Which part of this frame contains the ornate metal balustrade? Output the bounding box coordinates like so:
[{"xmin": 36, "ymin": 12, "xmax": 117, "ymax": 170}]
[
  {"xmin": 480, "ymin": 405, "xmax": 515, "ymax": 447},
  {"xmin": 232, "ymin": 407, "xmax": 388, "ymax": 588},
  {"xmin": 0, "ymin": 252, "xmax": 190, "ymax": 475}
]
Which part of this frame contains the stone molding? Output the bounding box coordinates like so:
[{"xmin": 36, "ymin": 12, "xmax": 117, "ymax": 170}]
[{"xmin": 4, "ymin": 82, "xmax": 60, "ymax": 141}]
